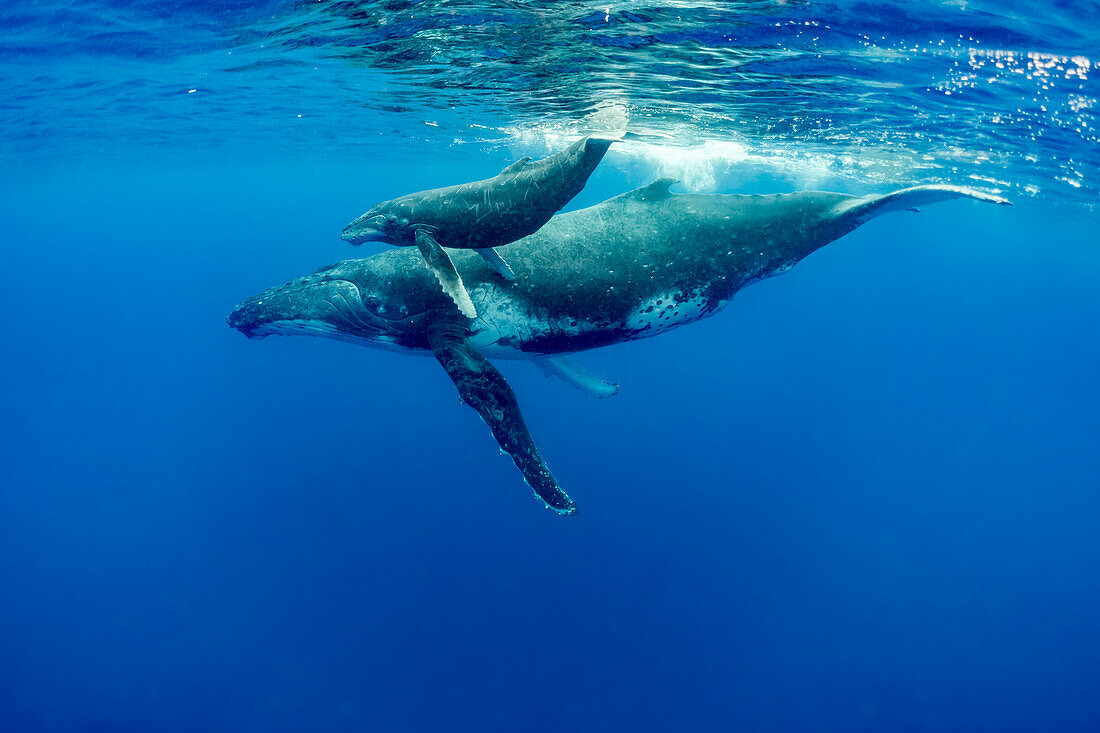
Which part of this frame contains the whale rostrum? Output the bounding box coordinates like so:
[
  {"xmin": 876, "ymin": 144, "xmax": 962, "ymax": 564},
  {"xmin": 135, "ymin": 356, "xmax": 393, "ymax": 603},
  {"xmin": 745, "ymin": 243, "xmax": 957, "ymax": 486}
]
[
  {"xmin": 233, "ymin": 181, "xmax": 1009, "ymax": 514},
  {"xmin": 341, "ymin": 135, "xmax": 617, "ymax": 318}
]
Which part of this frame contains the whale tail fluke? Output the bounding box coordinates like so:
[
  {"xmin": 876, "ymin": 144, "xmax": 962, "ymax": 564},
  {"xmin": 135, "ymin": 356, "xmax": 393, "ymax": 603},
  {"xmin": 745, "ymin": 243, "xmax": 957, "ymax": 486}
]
[{"xmin": 835, "ymin": 184, "xmax": 1010, "ymax": 223}]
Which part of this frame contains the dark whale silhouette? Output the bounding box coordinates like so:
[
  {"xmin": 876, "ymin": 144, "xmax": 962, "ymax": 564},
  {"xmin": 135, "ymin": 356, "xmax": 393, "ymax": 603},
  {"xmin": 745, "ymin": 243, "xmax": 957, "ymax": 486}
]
[{"xmin": 233, "ymin": 181, "xmax": 1008, "ymax": 514}]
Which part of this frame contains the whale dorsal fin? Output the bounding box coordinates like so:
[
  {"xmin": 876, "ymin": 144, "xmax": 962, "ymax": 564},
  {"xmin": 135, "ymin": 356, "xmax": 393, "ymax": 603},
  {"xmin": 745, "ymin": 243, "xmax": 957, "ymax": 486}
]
[
  {"xmin": 621, "ymin": 178, "xmax": 678, "ymax": 202},
  {"xmin": 498, "ymin": 156, "xmax": 532, "ymax": 176}
]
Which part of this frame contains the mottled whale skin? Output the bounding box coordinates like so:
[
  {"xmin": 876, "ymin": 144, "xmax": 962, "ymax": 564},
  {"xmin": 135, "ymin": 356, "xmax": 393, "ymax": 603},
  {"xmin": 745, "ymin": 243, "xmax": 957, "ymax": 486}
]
[
  {"xmin": 230, "ymin": 180, "xmax": 1008, "ymax": 514},
  {"xmin": 341, "ymin": 135, "xmax": 615, "ymax": 317},
  {"xmin": 342, "ymin": 135, "xmax": 616, "ymax": 251}
]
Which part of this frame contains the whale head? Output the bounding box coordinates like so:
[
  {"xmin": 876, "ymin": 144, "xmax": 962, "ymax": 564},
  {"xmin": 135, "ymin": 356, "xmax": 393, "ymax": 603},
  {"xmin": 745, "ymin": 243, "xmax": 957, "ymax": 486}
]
[
  {"xmin": 341, "ymin": 208, "xmax": 394, "ymax": 245},
  {"xmin": 341, "ymin": 199, "xmax": 419, "ymax": 246},
  {"xmin": 227, "ymin": 258, "xmax": 437, "ymax": 350}
]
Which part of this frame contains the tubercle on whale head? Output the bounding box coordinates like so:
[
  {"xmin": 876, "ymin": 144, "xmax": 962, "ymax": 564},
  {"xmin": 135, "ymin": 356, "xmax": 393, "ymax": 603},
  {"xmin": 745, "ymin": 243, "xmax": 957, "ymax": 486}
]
[{"xmin": 341, "ymin": 209, "xmax": 394, "ymax": 245}]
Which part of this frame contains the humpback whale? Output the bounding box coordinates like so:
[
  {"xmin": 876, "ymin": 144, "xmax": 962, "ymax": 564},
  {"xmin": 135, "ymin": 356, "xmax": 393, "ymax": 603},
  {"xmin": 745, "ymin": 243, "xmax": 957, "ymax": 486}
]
[
  {"xmin": 341, "ymin": 136, "xmax": 615, "ymax": 318},
  {"xmin": 231, "ymin": 181, "xmax": 1008, "ymax": 514}
]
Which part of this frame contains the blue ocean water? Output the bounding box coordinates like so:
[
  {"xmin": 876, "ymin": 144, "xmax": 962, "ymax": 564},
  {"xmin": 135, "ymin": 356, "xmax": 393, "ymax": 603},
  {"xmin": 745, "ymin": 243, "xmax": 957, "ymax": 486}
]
[{"xmin": 1, "ymin": 1, "xmax": 1099, "ymax": 731}]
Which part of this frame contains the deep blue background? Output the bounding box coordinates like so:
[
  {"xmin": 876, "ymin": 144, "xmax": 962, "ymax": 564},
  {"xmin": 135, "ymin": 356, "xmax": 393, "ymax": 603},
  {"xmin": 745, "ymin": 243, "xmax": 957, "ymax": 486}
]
[{"xmin": 2, "ymin": 147, "xmax": 1099, "ymax": 731}]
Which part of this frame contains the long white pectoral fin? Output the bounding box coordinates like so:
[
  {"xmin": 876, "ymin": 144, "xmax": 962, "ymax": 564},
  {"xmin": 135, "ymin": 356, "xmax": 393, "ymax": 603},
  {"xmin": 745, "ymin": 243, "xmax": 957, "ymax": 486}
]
[
  {"xmin": 535, "ymin": 356, "xmax": 620, "ymax": 398},
  {"xmin": 478, "ymin": 247, "xmax": 516, "ymax": 281},
  {"xmin": 415, "ymin": 228, "xmax": 477, "ymax": 319}
]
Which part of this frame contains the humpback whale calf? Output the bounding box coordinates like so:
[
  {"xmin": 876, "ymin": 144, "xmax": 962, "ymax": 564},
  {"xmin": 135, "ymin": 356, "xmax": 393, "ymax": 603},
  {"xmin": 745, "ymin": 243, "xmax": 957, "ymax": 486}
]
[
  {"xmin": 341, "ymin": 136, "xmax": 615, "ymax": 318},
  {"xmin": 231, "ymin": 180, "xmax": 1008, "ymax": 515}
]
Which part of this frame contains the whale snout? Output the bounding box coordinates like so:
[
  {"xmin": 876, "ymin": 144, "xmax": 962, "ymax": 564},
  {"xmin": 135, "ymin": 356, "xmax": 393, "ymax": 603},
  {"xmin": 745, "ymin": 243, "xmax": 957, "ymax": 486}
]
[
  {"xmin": 227, "ymin": 292, "xmax": 284, "ymax": 339},
  {"xmin": 341, "ymin": 213, "xmax": 389, "ymax": 246}
]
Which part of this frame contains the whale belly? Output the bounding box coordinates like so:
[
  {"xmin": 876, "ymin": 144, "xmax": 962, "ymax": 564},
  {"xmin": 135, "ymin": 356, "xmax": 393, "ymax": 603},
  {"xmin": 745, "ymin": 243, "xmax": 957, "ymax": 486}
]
[
  {"xmin": 467, "ymin": 282, "xmax": 727, "ymax": 358},
  {"xmin": 622, "ymin": 290, "xmax": 718, "ymax": 339}
]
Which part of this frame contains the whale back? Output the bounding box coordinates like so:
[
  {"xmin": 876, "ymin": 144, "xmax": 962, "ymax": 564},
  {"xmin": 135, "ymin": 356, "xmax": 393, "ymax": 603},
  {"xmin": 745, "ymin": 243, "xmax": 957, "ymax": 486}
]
[
  {"xmin": 378, "ymin": 136, "xmax": 616, "ymax": 250},
  {"xmin": 236, "ymin": 182, "xmax": 1007, "ymax": 355}
]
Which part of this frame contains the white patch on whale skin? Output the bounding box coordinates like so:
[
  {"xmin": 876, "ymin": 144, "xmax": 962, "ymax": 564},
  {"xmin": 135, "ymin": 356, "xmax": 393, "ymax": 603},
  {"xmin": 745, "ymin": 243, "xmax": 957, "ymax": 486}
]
[
  {"xmin": 467, "ymin": 282, "xmax": 603, "ymax": 359},
  {"xmin": 624, "ymin": 291, "xmax": 714, "ymax": 336},
  {"xmin": 467, "ymin": 283, "xmax": 732, "ymax": 355},
  {"xmin": 468, "ymin": 283, "xmax": 553, "ymax": 358}
]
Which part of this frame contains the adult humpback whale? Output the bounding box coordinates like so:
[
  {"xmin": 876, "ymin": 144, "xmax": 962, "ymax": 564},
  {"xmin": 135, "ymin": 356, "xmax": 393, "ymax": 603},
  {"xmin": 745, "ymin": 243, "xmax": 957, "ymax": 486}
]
[
  {"xmin": 341, "ymin": 135, "xmax": 616, "ymax": 318},
  {"xmin": 230, "ymin": 180, "xmax": 1008, "ymax": 514}
]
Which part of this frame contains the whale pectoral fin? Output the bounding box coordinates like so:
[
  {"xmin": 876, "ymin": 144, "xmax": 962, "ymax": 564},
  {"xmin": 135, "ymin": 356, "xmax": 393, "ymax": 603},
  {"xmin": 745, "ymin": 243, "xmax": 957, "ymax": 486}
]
[
  {"xmin": 535, "ymin": 356, "xmax": 620, "ymax": 398},
  {"xmin": 414, "ymin": 228, "xmax": 477, "ymax": 319},
  {"xmin": 428, "ymin": 324, "xmax": 577, "ymax": 515},
  {"xmin": 477, "ymin": 248, "xmax": 516, "ymax": 281},
  {"xmin": 498, "ymin": 156, "xmax": 532, "ymax": 176}
]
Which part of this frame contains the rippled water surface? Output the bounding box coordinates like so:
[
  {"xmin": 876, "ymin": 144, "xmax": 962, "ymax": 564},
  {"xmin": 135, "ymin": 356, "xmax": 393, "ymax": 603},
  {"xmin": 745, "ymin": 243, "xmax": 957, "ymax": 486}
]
[
  {"xmin": 3, "ymin": 4, "xmax": 1100, "ymax": 732},
  {"xmin": 2, "ymin": 0, "xmax": 1097, "ymax": 202}
]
